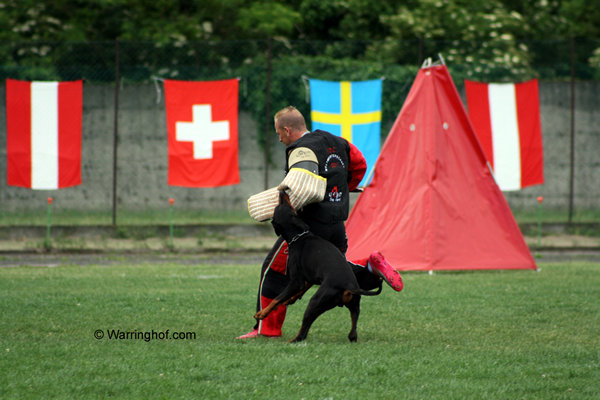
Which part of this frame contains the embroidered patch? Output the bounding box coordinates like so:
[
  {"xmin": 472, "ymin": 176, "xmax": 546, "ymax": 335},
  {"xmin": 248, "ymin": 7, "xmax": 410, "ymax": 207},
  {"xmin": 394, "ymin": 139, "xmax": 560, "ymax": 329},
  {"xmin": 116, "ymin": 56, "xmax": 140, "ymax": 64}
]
[{"xmin": 288, "ymin": 147, "xmax": 318, "ymax": 167}]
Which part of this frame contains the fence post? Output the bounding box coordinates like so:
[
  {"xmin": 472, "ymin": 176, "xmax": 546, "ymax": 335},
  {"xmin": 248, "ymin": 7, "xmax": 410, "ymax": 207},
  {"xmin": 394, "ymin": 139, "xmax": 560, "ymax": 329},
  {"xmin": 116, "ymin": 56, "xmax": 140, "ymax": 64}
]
[
  {"xmin": 169, "ymin": 198, "xmax": 174, "ymax": 249},
  {"xmin": 45, "ymin": 197, "xmax": 53, "ymax": 250},
  {"xmin": 537, "ymin": 196, "xmax": 544, "ymax": 251},
  {"xmin": 264, "ymin": 36, "xmax": 272, "ymax": 190},
  {"xmin": 112, "ymin": 38, "xmax": 120, "ymax": 226},
  {"xmin": 568, "ymin": 36, "xmax": 576, "ymax": 224}
]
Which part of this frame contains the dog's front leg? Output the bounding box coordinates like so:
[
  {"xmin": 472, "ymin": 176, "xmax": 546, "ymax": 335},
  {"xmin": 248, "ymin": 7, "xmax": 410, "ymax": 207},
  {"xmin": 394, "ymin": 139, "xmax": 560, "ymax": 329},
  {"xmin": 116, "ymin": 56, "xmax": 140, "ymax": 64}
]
[
  {"xmin": 284, "ymin": 282, "xmax": 312, "ymax": 305},
  {"xmin": 254, "ymin": 279, "xmax": 305, "ymax": 320},
  {"xmin": 254, "ymin": 298, "xmax": 282, "ymax": 320}
]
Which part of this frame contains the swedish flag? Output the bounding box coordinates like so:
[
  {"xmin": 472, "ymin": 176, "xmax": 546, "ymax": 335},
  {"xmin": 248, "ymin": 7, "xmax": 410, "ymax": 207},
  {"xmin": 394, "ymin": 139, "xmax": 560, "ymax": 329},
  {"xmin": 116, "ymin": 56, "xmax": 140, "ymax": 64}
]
[{"xmin": 309, "ymin": 79, "xmax": 382, "ymax": 186}]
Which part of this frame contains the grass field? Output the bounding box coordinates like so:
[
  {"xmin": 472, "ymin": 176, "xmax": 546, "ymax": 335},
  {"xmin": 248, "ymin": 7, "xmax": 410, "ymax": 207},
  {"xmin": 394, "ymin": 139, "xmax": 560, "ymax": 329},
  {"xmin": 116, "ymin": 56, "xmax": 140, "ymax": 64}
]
[
  {"xmin": 1, "ymin": 208, "xmax": 599, "ymax": 226},
  {"xmin": 0, "ymin": 209, "xmax": 256, "ymax": 226},
  {"xmin": 1, "ymin": 259, "xmax": 598, "ymax": 399}
]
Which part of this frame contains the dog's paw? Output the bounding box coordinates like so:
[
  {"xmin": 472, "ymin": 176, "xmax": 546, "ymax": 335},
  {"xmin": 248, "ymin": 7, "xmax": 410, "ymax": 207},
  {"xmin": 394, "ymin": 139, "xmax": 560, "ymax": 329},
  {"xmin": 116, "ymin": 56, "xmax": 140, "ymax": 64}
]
[
  {"xmin": 288, "ymin": 332, "xmax": 307, "ymax": 343},
  {"xmin": 254, "ymin": 311, "xmax": 266, "ymax": 320}
]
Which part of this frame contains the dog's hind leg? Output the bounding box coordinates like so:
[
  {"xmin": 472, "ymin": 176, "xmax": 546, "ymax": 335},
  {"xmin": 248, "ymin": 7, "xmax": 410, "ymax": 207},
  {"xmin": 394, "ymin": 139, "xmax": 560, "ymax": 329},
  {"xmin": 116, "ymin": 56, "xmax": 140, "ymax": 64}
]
[
  {"xmin": 289, "ymin": 287, "xmax": 338, "ymax": 343},
  {"xmin": 341, "ymin": 289, "xmax": 353, "ymax": 304},
  {"xmin": 345, "ymin": 295, "xmax": 361, "ymax": 342}
]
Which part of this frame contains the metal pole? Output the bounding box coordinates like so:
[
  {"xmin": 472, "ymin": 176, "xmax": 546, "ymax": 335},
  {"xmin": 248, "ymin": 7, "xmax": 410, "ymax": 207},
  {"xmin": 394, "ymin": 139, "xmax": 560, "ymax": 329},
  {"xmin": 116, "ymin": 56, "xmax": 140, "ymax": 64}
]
[
  {"xmin": 264, "ymin": 37, "xmax": 272, "ymax": 190},
  {"xmin": 537, "ymin": 196, "xmax": 544, "ymax": 251},
  {"xmin": 112, "ymin": 38, "xmax": 120, "ymax": 226},
  {"xmin": 169, "ymin": 198, "xmax": 174, "ymax": 249},
  {"xmin": 45, "ymin": 197, "xmax": 52, "ymax": 250},
  {"xmin": 568, "ymin": 36, "xmax": 576, "ymax": 224}
]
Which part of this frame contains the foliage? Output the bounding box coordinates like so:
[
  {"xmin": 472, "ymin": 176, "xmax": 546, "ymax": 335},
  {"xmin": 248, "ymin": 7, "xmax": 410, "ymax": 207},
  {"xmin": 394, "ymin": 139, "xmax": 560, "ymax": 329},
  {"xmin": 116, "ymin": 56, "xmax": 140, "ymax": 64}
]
[
  {"xmin": 1, "ymin": 0, "xmax": 599, "ymax": 83},
  {"xmin": 0, "ymin": 0, "xmax": 599, "ymax": 63},
  {"xmin": 1, "ymin": 0, "xmax": 599, "ymax": 146},
  {"xmin": 372, "ymin": 1, "xmax": 547, "ymax": 80},
  {"xmin": 298, "ymin": 0, "xmax": 393, "ymax": 41},
  {"xmin": 236, "ymin": 2, "xmax": 301, "ymax": 37},
  {"xmin": 239, "ymin": 50, "xmax": 419, "ymax": 145}
]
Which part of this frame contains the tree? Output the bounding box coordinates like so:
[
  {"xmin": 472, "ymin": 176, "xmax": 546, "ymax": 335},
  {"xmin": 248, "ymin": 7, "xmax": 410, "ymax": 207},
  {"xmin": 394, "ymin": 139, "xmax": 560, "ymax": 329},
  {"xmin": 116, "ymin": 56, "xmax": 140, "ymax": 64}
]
[
  {"xmin": 236, "ymin": 1, "xmax": 300, "ymax": 38},
  {"xmin": 0, "ymin": 0, "xmax": 598, "ymax": 80},
  {"xmin": 370, "ymin": 0, "xmax": 535, "ymax": 79}
]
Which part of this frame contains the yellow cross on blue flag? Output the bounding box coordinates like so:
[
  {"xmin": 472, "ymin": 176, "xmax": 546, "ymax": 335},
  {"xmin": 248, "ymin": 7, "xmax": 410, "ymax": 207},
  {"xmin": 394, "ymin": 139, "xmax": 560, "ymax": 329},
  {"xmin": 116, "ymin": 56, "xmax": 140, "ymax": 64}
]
[{"xmin": 309, "ymin": 78, "xmax": 382, "ymax": 186}]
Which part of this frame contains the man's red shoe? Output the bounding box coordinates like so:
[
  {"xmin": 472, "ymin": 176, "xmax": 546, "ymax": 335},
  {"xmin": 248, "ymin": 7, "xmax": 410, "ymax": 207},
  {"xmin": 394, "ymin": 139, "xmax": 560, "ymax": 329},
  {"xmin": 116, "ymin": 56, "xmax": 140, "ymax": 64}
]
[
  {"xmin": 368, "ymin": 251, "xmax": 403, "ymax": 292},
  {"xmin": 236, "ymin": 329, "xmax": 260, "ymax": 339},
  {"xmin": 235, "ymin": 329, "xmax": 281, "ymax": 339}
]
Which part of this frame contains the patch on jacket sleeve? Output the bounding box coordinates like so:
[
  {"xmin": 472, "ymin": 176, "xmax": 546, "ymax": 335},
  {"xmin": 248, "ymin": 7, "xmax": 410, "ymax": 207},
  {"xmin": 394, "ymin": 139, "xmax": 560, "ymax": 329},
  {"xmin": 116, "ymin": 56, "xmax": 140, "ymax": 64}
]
[{"xmin": 288, "ymin": 147, "xmax": 318, "ymax": 167}]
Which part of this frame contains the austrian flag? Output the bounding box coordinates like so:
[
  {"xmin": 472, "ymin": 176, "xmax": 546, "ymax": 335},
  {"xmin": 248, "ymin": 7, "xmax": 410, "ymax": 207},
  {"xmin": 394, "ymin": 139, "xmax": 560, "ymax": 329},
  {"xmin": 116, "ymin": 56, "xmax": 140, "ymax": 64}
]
[
  {"xmin": 6, "ymin": 79, "xmax": 82, "ymax": 189},
  {"xmin": 465, "ymin": 79, "xmax": 544, "ymax": 191},
  {"xmin": 164, "ymin": 79, "xmax": 239, "ymax": 187}
]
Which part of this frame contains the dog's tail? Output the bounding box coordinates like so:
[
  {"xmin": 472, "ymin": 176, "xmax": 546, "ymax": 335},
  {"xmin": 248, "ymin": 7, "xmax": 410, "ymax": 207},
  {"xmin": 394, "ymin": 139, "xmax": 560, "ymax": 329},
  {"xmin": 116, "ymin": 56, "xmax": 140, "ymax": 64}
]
[
  {"xmin": 341, "ymin": 283, "xmax": 383, "ymax": 305},
  {"xmin": 354, "ymin": 282, "xmax": 383, "ymax": 296}
]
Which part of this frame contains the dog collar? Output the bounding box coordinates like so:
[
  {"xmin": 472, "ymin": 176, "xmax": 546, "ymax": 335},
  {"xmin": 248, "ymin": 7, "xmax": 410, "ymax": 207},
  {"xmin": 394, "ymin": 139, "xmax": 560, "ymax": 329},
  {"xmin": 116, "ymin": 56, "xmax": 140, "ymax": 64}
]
[{"xmin": 288, "ymin": 230, "xmax": 309, "ymax": 245}]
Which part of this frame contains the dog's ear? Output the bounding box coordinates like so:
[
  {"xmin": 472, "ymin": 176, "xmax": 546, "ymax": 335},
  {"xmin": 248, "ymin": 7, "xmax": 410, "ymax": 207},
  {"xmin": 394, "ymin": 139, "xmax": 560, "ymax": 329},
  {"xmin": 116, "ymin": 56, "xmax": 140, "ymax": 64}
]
[
  {"xmin": 278, "ymin": 190, "xmax": 287, "ymax": 205},
  {"xmin": 279, "ymin": 190, "xmax": 294, "ymax": 209},
  {"xmin": 271, "ymin": 204, "xmax": 283, "ymax": 237},
  {"xmin": 271, "ymin": 219, "xmax": 283, "ymax": 238}
]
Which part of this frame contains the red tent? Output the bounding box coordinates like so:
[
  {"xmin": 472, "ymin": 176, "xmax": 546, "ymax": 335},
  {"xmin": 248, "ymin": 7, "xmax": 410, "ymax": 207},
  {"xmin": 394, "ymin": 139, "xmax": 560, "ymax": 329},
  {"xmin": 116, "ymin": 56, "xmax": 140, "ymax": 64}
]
[{"xmin": 346, "ymin": 62, "xmax": 537, "ymax": 271}]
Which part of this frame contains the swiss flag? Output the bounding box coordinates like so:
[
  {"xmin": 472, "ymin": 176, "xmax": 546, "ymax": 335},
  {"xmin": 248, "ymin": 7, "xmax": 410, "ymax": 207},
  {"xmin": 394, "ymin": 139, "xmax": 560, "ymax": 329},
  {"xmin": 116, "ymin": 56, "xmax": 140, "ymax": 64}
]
[
  {"xmin": 165, "ymin": 79, "xmax": 240, "ymax": 187},
  {"xmin": 465, "ymin": 79, "xmax": 544, "ymax": 191},
  {"xmin": 6, "ymin": 79, "xmax": 82, "ymax": 190}
]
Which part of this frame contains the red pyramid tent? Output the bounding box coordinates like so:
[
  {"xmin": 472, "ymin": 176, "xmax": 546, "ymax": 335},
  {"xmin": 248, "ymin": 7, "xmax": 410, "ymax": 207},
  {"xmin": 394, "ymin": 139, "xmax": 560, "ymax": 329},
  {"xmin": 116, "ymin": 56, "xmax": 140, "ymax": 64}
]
[{"xmin": 346, "ymin": 63, "xmax": 537, "ymax": 271}]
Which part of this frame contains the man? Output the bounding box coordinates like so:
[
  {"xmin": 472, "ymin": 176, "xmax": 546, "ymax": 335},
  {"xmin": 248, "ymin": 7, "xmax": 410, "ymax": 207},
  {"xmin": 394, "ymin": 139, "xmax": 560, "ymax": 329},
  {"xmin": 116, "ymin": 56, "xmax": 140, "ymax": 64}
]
[{"xmin": 238, "ymin": 106, "xmax": 402, "ymax": 339}]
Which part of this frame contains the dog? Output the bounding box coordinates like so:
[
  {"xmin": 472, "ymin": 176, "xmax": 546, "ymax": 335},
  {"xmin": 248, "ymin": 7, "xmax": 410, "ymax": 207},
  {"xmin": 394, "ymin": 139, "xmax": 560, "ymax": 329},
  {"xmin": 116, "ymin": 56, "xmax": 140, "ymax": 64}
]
[{"xmin": 254, "ymin": 190, "xmax": 381, "ymax": 342}]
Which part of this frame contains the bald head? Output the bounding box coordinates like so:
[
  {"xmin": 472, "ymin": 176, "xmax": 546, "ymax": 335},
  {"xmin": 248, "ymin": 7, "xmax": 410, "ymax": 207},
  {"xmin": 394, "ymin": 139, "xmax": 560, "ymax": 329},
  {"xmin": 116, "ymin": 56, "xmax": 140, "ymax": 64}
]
[
  {"xmin": 275, "ymin": 106, "xmax": 307, "ymax": 132},
  {"xmin": 274, "ymin": 106, "xmax": 308, "ymax": 146}
]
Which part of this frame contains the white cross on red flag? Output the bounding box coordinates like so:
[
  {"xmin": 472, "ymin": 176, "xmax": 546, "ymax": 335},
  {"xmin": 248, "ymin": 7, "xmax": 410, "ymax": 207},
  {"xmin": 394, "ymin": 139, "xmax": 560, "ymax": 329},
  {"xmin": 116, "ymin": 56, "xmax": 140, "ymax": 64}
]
[{"xmin": 164, "ymin": 79, "xmax": 239, "ymax": 187}]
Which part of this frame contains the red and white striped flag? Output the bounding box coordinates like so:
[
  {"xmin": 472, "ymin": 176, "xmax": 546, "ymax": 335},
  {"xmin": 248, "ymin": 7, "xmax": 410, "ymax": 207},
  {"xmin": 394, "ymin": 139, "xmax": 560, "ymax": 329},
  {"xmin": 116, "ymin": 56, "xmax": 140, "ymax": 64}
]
[
  {"xmin": 465, "ymin": 79, "xmax": 544, "ymax": 190},
  {"xmin": 6, "ymin": 79, "xmax": 83, "ymax": 190}
]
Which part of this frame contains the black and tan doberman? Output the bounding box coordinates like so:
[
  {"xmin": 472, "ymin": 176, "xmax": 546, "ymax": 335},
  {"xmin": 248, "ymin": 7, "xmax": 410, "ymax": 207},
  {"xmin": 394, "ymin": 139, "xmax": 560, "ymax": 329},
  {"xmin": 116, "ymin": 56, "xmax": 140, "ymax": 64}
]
[{"xmin": 254, "ymin": 190, "xmax": 381, "ymax": 342}]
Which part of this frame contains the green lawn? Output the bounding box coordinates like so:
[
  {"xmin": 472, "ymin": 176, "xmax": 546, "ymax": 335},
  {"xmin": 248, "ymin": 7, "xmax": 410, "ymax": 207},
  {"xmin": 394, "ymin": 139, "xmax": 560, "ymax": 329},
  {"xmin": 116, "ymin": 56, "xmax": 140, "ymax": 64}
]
[
  {"xmin": 1, "ymin": 207, "xmax": 598, "ymax": 226},
  {"xmin": 0, "ymin": 208, "xmax": 256, "ymax": 226},
  {"xmin": 1, "ymin": 261, "xmax": 598, "ymax": 399}
]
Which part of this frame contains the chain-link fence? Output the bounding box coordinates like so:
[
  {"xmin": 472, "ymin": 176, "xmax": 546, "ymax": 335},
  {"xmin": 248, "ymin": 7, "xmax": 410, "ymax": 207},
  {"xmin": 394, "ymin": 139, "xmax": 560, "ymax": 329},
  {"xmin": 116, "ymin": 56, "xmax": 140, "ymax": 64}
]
[
  {"xmin": 0, "ymin": 39, "xmax": 598, "ymax": 220},
  {"xmin": 3, "ymin": 38, "xmax": 600, "ymax": 119}
]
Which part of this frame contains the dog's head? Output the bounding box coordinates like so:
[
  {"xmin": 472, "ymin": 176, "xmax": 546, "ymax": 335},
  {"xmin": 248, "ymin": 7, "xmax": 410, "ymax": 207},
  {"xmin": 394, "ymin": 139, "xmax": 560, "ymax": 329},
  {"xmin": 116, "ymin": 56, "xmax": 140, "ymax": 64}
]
[{"xmin": 271, "ymin": 190, "xmax": 310, "ymax": 242}]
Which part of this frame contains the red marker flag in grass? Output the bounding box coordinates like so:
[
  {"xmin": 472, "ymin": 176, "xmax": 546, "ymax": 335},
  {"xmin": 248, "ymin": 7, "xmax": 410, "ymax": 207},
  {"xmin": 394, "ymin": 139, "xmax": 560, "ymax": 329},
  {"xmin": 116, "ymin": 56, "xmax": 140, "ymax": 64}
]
[
  {"xmin": 6, "ymin": 79, "xmax": 82, "ymax": 190},
  {"xmin": 465, "ymin": 79, "xmax": 544, "ymax": 191},
  {"xmin": 165, "ymin": 79, "xmax": 240, "ymax": 187}
]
